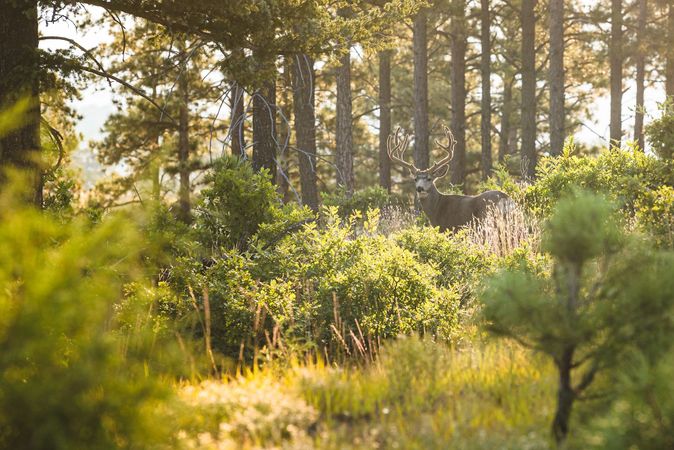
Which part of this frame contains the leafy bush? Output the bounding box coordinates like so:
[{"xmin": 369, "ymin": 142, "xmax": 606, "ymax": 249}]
[
  {"xmin": 482, "ymin": 191, "xmax": 674, "ymax": 444},
  {"xmin": 195, "ymin": 156, "xmax": 281, "ymax": 250},
  {"xmin": 635, "ymin": 185, "xmax": 674, "ymax": 248},
  {"xmin": 0, "ymin": 200, "xmax": 171, "ymax": 449},
  {"xmin": 322, "ymin": 186, "xmax": 408, "ymax": 219},
  {"xmin": 646, "ymin": 99, "xmax": 674, "ymax": 160},
  {"xmin": 525, "ymin": 145, "xmax": 674, "ymax": 217}
]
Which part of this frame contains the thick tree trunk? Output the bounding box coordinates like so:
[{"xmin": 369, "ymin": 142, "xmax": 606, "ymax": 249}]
[
  {"xmin": 292, "ymin": 54, "xmax": 319, "ymax": 211},
  {"xmin": 177, "ymin": 54, "xmax": 191, "ymax": 223},
  {"xmin": 499, "ymin": 74, "xmax": 514, "ymax": 164},
  {"xmin": 379, "ymin": 50, "xmax": 392, "ymax": 192},
  {"xmin": 549, "ymin": 0, "xmax": 565, "ymax": 156},
  {"xmin": 413, "ymin": 9, "xmax": 429, "ymax": 170},
  {"xmin": 667, "ymin": 4, "xmax": 674, "ymax": 98},
  {"xmin": 450, "ymin": 0, "xmax": 467, "ymax": 188},
  {"xmin": 480, "ymin": 0, "xmax": 492, "ymax": 180},
  {"xmin": 0, "ymin": 0, "xmax": 41, "ymax": 205},
  {"xmin": 336, "ymin": 50, "xmax": 355, "ymax": 195},
  {"xmin": 521, "ymin": 0, "xmax": 537, "ymax": 180},
  {"xmin": 252, "ymin": 79, "xmax": 277, "ymax": 179},
  {"xmin": 230, "ymin": 83, "xmax": 245, "ymax": 156},
  {"xmin": 610, "ymin": 0, "xmax": 623, "ymax": 147},
  {"xmin": 634, "ymin": 0, "xmax": 647, "ymax": 150}
]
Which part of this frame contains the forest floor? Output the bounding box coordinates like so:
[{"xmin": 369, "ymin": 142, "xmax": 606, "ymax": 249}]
[{"xmin": 175, "ymin": 337, "xmax": 556, "ymax": 449}]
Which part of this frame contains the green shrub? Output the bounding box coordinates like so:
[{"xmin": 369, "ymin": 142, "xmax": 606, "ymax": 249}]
[
  {"xmin": 635, "ymin": 185, "xmax": 674, "ymax": 248},
  {"xmin": 322, "ymin": 186, "xmax": 408, "ymax": 219},
  {"xmin": 646, "ymin": 99, "xmax": 674, "ymax": 160},
  {"xmin": 525, "ymin": 146, "xmax": 674, "ymax": 217},
  {"xmin": 0, "ymin": 200, "xmax": 171, "ymax": 449},
  {"xmin": 195, "ymin": 156, "xmax": 281, "ymax": 250}
]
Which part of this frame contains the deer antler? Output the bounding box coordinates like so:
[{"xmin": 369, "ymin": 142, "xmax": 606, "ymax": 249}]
[
  {"xmin": 423, "ymin": 125, "xmax": 455, "ymax": 174},
  {"xmin": 387, "ymin": 127, "xmax": 418, "ymax": 174}
]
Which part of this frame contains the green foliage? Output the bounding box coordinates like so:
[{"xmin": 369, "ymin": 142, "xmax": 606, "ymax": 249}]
[
  {"xmin": 322, "ymin": 186, "xmax": 408, "ymax": 219},
  {"xmin": 196, "ymin": 156, "xmax": 281, "ymax": 250},
  {"xmin": 635, "ymin": 185, "xmax": 674, "ymax": 248},
  {"xmin": 482, "ymin": 191, "xmax": 674, "ymax": 442},
  {"xmin": 646, "ymin": 99, "xmax": 674, "ymax": 160},
  {"xmin": 525, "ymin": 146, "xmax": 674, "ymax": 217},
  {"xmin": 0, "ymin": 201, "xmax": 171, "ymax": 449}
]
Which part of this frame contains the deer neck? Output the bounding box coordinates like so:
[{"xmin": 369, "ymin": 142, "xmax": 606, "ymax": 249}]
[{"xmin": 418, "ymin": 183, "xmax": 442, "ymax": 220}]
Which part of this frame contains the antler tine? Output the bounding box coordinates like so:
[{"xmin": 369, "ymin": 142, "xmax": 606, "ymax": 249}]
[
  {"xmin": 387, "ymin": 127, "xmax": 418, "ymax": 174},
  {"xmin": 425, "ymin": 125, "xmax": 456, "ymax": 174}
]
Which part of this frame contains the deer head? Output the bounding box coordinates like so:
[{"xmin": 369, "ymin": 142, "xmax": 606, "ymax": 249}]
[{"xmin": 387, "ymin": 126, "xmax": 455, "ymax": 199}]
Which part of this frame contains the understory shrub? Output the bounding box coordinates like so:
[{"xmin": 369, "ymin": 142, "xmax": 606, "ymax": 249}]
[{"xmin": 0, "ymin": 198, "xmax": 171, "ymax": 449}]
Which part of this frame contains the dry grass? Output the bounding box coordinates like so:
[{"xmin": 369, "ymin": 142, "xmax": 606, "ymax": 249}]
[{"xmin": 468, "ymin": 202, "xmax": 541, "ymax": 258}]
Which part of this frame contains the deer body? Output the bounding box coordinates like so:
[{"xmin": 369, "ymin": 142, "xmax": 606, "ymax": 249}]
[
  {"xmin": 387, "ymin": 126, "xmax": 511, "ymax": 231},
  {"xmin": 419, "ymin": 185, "xmax": 510, "ymax": 231}
]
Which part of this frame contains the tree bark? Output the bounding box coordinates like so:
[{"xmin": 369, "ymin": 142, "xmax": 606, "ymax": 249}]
[
  {"xmin": 552, "ymin": 347, "xmax": 576, "ymax": 444},
  {"xmin": 634, "ymin": 0, "xmax": 647, "ymax": 150},
  {"xmin": 610, "ymin": 0, "xmax": 623, "ymax": 147},
  {"xmin": 0, "ymin": 0, "xmax": 42, "ymax": 206},
  {"xmin": 379, "ymin": 50, "xmax": 392, "ymax": 192},
  {"xmin": 230, "ymin": 83, "xmax": 245, "ymax": 156},
  {"xmin": 480, "ymin": 0, "xmax": 492, "ymax": 180},
  {"xmin": 499, "ymin": 74, "xmax": 514, "ymax": 164},
  {"xmin": 336, "ymin": 50, "xmax": 355, "ymax": 195},
  {"xmin": 521, "ymin": 0, "xmax": 537, "ymax": 180},
  {"xmin": 178, "ymin": 57, "xmax": 191, "ymax": 223},
  {"xmin": 413, "ymin": 9, "xmax": 429, "ymax": 170},
  {"xmin": 450, "ymin": 0, "xmax": 467, "ymax": 188},
  {"xmin": 549, "ymin": 0, "xmax": 565, "ymax": 156},
  {"xmin": 667, "ymin": 4, "xmax": 674, "ymax": 98},
  {"xmin": 252, "ymin": 79, "xmax": 277, "ymax": 179},
  {"xmin": 292, "ymin": 54, "xmax": 320, "ymax": 211}
]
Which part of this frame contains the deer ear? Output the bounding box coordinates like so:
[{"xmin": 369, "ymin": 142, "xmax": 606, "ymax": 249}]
[{"xmin": 432, "ymin": 165, "xmax": 450, "ymax": 179}]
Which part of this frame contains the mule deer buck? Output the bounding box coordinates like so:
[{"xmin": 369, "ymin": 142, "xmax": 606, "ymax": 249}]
[{"xmin": 387, "ymin": 126, "xmax": 512, "ymax": 231}]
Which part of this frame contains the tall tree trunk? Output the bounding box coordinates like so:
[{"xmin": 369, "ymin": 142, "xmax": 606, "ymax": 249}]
[
  {"xmin": 610, "ymin": 0, "xmax": 623, "ymax": 147},
  {"xmin": 549, "ymin": 0, "xmax": 565, "ymax": 156},
  {"xmin": 177, "ymin": 52, "xmax": 191, "ymax": 223},
  {"xmin": 275, "ymin": 59, "xmax": 292, "ymax": 202},
  {"xmin": 336, "ymin": 50, "xmax": 355, "ymax": 195},
  {"xmin": 667, "ymin": 4, "xmax": 674, "ymax": 98},
  {"xmin": 552, "ymin": 347, "xmax": 576, "ymax": 444},
  {"xmin": 252, "ymin": 79, "xmax": 277, "ymax": 178},
  {"xmin": 292, "ymin": 54, "xmax": 319, "ymax": 211},
  {"xmin": 0, "ymin": 0, "xmax": 41, "ymax": 206},
  {"xmin": 413, "ymin": 9, "xmax": 429, "ymax": 170},
  {"xmin": 450, "ymin": 0, "xmax": 467, "ymax": 188},
  {"xmin": 480, "ymin": 0, "xmax": 492, "ymax": 180},
  {"xmin": 521, "ymin": 0, "xmax": 537, "ymax": 180},
  {"xmin": 634, "ymin": 0, "xmax": 647, "ymax": 150},
  {"xmin": 230, "ymin": 83, "xmax": 245, "ymax": 156},
  {"xmin": 499, "ymin": 74, "xmax": 514, "ymax": 164},
  {"xmin": 379, "ymin": 50, "xmax": 392, "ymax": 192}
]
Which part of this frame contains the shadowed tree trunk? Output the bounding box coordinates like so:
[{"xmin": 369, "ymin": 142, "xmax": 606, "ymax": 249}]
[
  {"xmin": 336, "ymin": 50, "xmax": 355, "ymax": 195},
  {"xmin": 379, "ymin": 50, "xmax": 392, "ymax": 192},
  {"xmin": 665, "ymin": 2, "xmax": 674, "ymax": 97},
  {"xmin": 230, "ymin": 83, "xmax": 245, "ymax": 156},
  {"xmin": 549, "ymin": 0, "xmax": 565, "ymax": 156},
  {"xmin": 450, "ymin": 0, "xmax": 467, "ymax": 188},
  {"xmin": 0, "ymin": 0, "xmax": 42, "ymax": 206},
  {"xmin": 610, "ymin": 0, "xmax": 623, "ymax": 147},
  {"xmin": 252, "ymin": 79, "xmax": 277, "ymax": 179},
  {"xmin": 480, "ymin": 0, "xmax": 492, "ymax": 180},
  {"xmin": 292, "ymin": 54, "xmax": 319, "ymax": 211},
  {"xmin": 521, "ymin": 0, "xmax": 537, "ymax": 180},
  {"xmin": 634, "ymin": 0, "xmax": 647, "ymax": 150},
  {"xmin": 276, "ymin": 59, "xmax": 292, "ymax": 203},
  {"xmin": 413, "ymin": 9, "xmax": 429, "ymax": 171},
  {"xmin": 177, "ymin": 52, "xmax": 191, "ymax": 223},
  {"xmin": 499, "ymin": 74, "xmax": 514, "ymax": 164}
]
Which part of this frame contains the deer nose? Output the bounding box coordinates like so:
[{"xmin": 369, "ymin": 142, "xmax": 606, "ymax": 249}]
[{"xmin": 416, "ymin": 186, "xmax": 424, "ymax": 192}]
